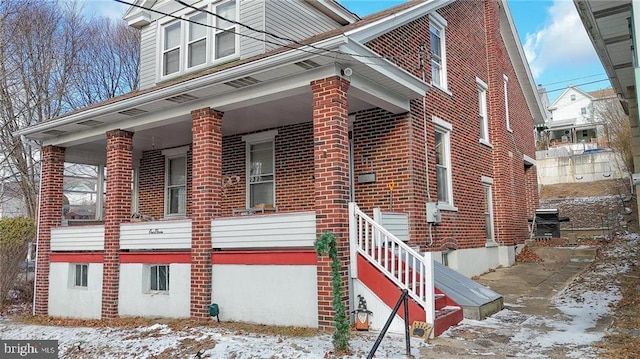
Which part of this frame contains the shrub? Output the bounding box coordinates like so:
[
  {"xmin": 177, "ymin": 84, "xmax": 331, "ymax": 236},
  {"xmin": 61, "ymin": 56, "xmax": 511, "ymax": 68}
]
[{"xmin": 0, "ymin": 217, "xmax": 35, "ymax": 309}]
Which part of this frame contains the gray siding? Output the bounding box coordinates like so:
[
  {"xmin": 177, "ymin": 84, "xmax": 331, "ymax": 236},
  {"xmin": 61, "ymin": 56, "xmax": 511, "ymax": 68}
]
[
  {"xmin": 139, "ymin": 25, "xmax": 157, "ymax": 90},
  {"xmin": 239, "ymin": 0, "xmax": 266, "ymax": 60},
  {"xmin": 264, "ymin": 0, "xmax": 341, "ymax": 52}
]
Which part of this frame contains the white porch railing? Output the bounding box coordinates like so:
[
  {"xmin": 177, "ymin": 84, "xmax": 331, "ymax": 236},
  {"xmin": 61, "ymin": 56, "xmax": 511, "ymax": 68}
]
[{"xmin": 349, "ymin": 202, "xmax": 434, "ymax": 323}]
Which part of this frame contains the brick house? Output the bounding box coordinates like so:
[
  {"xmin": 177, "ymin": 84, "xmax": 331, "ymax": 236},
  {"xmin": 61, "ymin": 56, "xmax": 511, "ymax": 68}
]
[{"xmin": 18, "ymin": 0, "xmax": 544, "ymax": 336}]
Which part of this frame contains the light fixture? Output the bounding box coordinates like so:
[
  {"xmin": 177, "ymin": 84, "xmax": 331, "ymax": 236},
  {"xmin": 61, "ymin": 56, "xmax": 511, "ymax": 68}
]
[{"xmin": 341, "ymin": 67, "xmax": 353, "ymax": 77}]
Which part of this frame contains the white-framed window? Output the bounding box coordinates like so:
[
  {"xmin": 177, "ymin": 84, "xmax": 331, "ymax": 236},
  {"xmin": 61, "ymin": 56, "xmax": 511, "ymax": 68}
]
[
  {"xmin": 149, "ymin": 264, "xmax": 170, "ymax": 292},
  {"xmin": 570, "ymin": 94, "xmax": 576, "ymax": 101},
  {"xmin": 74, "ymin": 264, "xmax": 88, "ymax": 288},
  {"xmin": 63, "ymin": 163, "xmax": 104, "ymax": 221},
  {"xmin": 163, "ymin": 146, "xmax": 189, "ymax": 216},
  {"xmin": 433, "ymin": 117, "xmax": 453, "ymax": 207},
  {"xmin": 580, "ymin": 107, "xmax": 587, "ymax": 116},
  {"xmin": 162, "ymin": 21, "xmax": 181, "ymax": 76},
  {"xmin": 187, "ymin": 12, "xmax": 208, "ymax": 68},
  {"xmin": 214, "ymin": 0, "xmax": 237, "ymax": 59},
  {"xmin": 158, "ymin": 0, "xmax": 238, "ymax": 79},
  {"xmin": 242, "ymin": 130, "xmax": 277, "ymax": 208},
  {"xmin": 503, "ymin": 74, "xmax": 511, "ymax": 132},
  {"xmin": 477, "ymin": 77, "xmax": 489, "ymax": 144},
  {"xmin": 481, "ymin": 176, "xmax": 495, "ymax": 244},
  {"xmin": 429, "ymin": 13, "xmax": 448, "ymax": 91}
]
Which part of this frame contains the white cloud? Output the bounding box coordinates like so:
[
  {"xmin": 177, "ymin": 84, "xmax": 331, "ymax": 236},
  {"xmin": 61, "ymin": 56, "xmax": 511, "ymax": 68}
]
[{"xmin": 523, "ymin": 0, "xmax": 599, "ymax": 77}]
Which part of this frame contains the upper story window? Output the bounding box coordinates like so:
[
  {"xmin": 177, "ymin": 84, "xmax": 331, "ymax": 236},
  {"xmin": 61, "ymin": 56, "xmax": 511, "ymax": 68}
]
[
  {"xmin": 580, "ymin": 107, "xmax": 587, "ymax": 116},
  {"xmin": 570, "ymin": 94, "xmax": 576, "ymax": 101},
  {"xmin": 477, "ymin": 77, "xmax": 489, "ymax": 145},
  {"xmin": 429, "ymin": 13, "xmax": 448, "ymax": 91},
  {"xmin": 432, "ymin": 117, "xmax": 454, "ymax": 209},
  {"xmin": 159, "ymin": 0, "xmax": 238, "ymax": 79},
  {"xmin": 503, "ymin": 74, "xmax": 512, "ymax": 132}
]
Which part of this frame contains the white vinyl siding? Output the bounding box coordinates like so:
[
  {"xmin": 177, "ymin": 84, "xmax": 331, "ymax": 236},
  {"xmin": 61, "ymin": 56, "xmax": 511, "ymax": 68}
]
[
  {"xmin": 51, "ymin": 226, "xmax": 105, "ymax": 251},
  {"xmin": 120, "ymin": 220, "xmax": 192, "ymax": 250},
  {"xmin": 264, "ymin": 0, "xmax": 341, "ymax": 52},
  {"xmin": 239, "ymin": 0, "xmax": 266, "ymax": 58},
  {"xmin": 212, "ymin": 212, "xmax": 316, "ymax": 249},
  {"xmin": 139, "ymin": 26, "xmax": 156, "ymax": 89}
]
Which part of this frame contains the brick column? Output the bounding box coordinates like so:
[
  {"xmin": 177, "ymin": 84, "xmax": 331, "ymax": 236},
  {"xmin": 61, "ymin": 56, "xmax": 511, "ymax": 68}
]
[
  {"xmin": 34, "ymin": 145, "xmax": 65, "ymax": 316},
  {"xmin": 190, "ymin": 108, "xmax": 222, "ymax": 318},
  {"xmin": 311, "ymin": 76, "xmax": 350, "ymax": 329},
  {"xmin": 101, "ymin": 129, "xmax": 133, "ymax": 319}
]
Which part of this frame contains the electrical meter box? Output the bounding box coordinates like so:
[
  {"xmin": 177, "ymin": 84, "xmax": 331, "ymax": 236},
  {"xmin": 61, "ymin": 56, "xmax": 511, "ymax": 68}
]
[{"xmin": 426, "ymin": 202, "xmax": 441, "ymax": 224}]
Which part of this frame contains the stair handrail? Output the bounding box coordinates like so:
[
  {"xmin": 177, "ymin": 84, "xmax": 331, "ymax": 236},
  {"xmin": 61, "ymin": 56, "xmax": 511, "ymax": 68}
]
[{"xmin": 349, "ymin": 202, "xmax": 434, "ymax": 315}]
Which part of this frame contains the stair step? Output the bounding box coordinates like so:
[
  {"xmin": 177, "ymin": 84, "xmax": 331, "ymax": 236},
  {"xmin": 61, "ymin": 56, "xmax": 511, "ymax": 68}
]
[
  {"xmin": 435, "ymin": 293, "xmax": 447, "ymax": 310},
  {"xmin": 434, "ymin": 306, "xmax": 464, "ymax": 337}
]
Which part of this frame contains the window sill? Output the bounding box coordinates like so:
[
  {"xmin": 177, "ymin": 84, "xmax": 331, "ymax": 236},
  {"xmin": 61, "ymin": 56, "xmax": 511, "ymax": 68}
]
[
  {"xmin": 146, "ymin": 291, "xmax": 170, "ymax": 296},
  {"xmin": 430, "ymin": 82, "xmax": 453, "ymax": 96},
  {"xmin": 507, "ymin": 127, "xmax": 513, "ymax": 133},
  {"xmin": 479, "ymin": 139, "xmax": 493, "ymax": 148},
  {"xmin": 485, "ymin": 241, "xmax": 499, "ymax": 248},
  {"xmin": 437, "ymin": 203, "xmax": 458, "ymax": 212},
  {"xmin": 71, "ymin": 286, "xmax": 88, "ymax": 290}
]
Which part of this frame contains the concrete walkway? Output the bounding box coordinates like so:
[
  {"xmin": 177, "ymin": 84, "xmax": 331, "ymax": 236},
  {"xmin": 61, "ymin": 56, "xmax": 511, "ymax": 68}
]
[{"xmin": 418, "ymin": 245, "xmax": 599, "ymax": 358}]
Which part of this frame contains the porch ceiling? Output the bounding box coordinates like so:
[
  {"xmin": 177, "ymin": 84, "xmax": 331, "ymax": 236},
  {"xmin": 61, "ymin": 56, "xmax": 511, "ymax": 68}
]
[{"xmin": 19, "ymin": 36, "xmax": 427, "ymax": 162}]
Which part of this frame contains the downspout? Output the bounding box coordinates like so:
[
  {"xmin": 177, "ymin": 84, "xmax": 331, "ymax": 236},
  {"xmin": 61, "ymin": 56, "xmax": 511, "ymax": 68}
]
[
  {"xmin": 419, "ymin": 43, "xmax": 434, "ymax": 247},
  {"xmin": 32, "ymin": 145, "xmax": 44, "ymax": 315}
]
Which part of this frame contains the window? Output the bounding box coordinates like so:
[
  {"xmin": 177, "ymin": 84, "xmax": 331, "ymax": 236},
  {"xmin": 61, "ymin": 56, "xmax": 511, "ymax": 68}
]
[
  {"xmin": 242, "ymin": 130, "xmax": 277, "ymax": 208},
  {"xmin": 214, "ymin": 0, "xmax": 237, "ymax": 58},
  {"xmin": 570, "ymin": 94, "xmax": 576, "ymax": 101},
  {"xmin": 477, "ymin": 77, "xmax": 489, "ymax": 144},
  {"xmin": 159, "ymin": 1, "xmax": 238, "ymax": 78},
  {"xmin": 74, "ymin": 264, "xmax": 88, "ymax": 288},
  {"xmin": 429, "ymin": 13, "xmax": 447, "ymax": 90},
  {"xmin": 63, "ymin": 163, "xmax": 103, "ymax": 220},
  {"xmin": 150, "ymin": 265, "xmax": 170, "ymax": 292},
  {"xmin": 187, "ymin": 12, "xmax": 208, "ymax": 68},
  {"xmin": 433, "ymin": 118, "xmax": 453, "ymax": 206},
  {"xmin": 162, "ymin": 21, "xmax": 181, "ymax": 76},
  {"xmin": 580, "ymin": 107, "xmax": 587, "ymax": 116},
  {"xmin": 165, "ymin": 155, "xmax": 187, "ymax": 215},
  {"xmin": 482, "ymin": 177, "xmax": 495, "ymax": 243},
  {"xmin": 503, "ymin": 75, "xmax": 511, "ymax": 131}
]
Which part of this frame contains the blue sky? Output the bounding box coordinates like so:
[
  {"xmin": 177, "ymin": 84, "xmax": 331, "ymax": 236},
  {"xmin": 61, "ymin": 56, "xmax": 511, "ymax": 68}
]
[{"xmin": 79, "ymin": 0, "xmax": 608, "ymax": 104}]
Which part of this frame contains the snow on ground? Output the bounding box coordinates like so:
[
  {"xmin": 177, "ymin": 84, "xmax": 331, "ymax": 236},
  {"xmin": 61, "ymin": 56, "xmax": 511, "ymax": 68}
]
[
  {"xmin": 0, "ymin": 319, "xmax": 425, "ymax": 358},
  {"xmin": 2, "ymin": 236, "xmax": 637, "ymax": 358},
  {"xmin": 436, "ymin": 236, "xmax": 637, "ymax": 358}
]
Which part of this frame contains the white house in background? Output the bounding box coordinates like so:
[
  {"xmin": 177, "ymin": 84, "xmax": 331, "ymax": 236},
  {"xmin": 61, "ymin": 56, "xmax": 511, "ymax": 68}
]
[{"xmin": 546, "ymin": 86, "xmax": 606, "ymax": 147}]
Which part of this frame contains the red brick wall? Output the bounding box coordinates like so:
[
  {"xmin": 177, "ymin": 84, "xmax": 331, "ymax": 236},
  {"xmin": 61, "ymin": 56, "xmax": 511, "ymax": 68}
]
[
  {"xmin": 359, "ymin": 0, "xmax": 538, "ymax": 250},
  {"xmin": 311, "ymin": 76, "xmax": 350, "ymax": 330},
  {"xmin": 102, "ymin": 129, "xmax": 133, "ymax": 319},
  {"xmin": 138, "ymin": 122, "xmax": 315, "ymax": 219},
  {"xmin": 190, "ymin": 108, "xmax": 222, "ymax": 318},
  {"xmin": 34, "ymin": 145, "xmax": 65, "ymax": 316}
]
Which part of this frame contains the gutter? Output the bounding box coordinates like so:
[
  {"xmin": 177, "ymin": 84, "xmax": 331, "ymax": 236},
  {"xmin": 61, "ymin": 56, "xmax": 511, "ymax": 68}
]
[{"xmin": 14, "ymin": 35, "xmax": 348, "ymax": 139}]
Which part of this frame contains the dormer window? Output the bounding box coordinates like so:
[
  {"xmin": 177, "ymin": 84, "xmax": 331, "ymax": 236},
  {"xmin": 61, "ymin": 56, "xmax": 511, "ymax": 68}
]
[{"xmin": 158, "ymin": 0, "xmax": 238, "ymax": 80}]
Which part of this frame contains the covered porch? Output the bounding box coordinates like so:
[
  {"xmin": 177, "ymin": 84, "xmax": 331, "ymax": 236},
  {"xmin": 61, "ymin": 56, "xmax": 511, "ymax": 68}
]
[{"xmin": 20, "ymin": 39, "xmax": 428, "ymax": 328}]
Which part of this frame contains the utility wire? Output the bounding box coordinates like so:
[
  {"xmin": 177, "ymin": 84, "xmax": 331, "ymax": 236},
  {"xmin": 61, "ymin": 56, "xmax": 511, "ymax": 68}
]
[
  {"xmin": 114, "ymin": 0, "xmax": 424, "ymax": 66},
  {"xmin": 539, "ymin": 73, "xmax": 606, "ymax": 87},
  {"xmin": 540, "ymin": 78, "xmax": 611, "ymax": 95}
]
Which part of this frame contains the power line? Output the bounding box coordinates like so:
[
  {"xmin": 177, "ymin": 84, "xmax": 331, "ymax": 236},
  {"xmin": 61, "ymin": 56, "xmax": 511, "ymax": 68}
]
[
  {"xmin": 114, "ymin": 0, "xmax": 423, "ymax": 65},
  {"xmin": 539, "ymin": 73, "xmax": 606, "ymax": 87},
  {"xmin": 541, "ymin": 78, "xmax": 611, "ymax": 94}
]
